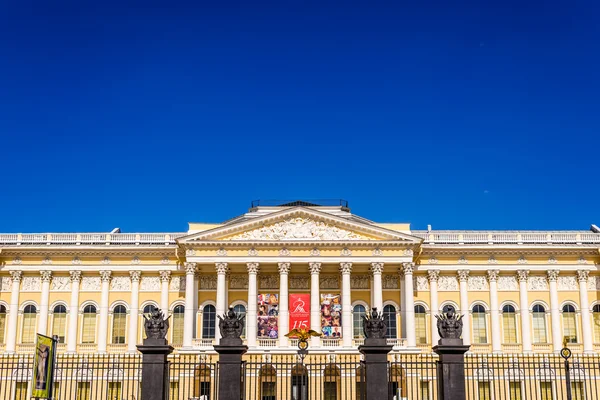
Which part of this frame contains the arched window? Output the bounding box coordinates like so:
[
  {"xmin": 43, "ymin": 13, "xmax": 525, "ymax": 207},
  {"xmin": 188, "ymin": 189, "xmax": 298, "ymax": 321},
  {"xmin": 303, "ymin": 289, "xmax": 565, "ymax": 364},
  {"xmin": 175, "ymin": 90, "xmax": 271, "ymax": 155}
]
[
  {"xmin": 532, "ymin": 304, "xmax": 547, "ymax": 343},
  {"xmin": 143, "ymin": 304, "xmax": 157, "ymax": 314},
  {"xmin": 562, "ymin": 304, "xmax": 578, "ymax": 343},
  {"xmin": 202, "ymin": 305, "xmax": 216, "ymax": 339},
  {"xmin": 233, "ymin": 304, "xmax": 247, "ymax": 338},
  {"xmin": 442, "ymin": 304, "xmax": 456, "ymax": 313},
  {"xmin": 323, "ymin": 364, "xmax": 340, "ymax": 400},
  {"xmin": 593, "ymin": 305, "xmax": 600, "ymax": 343},
  {"xmin": 112, "ymin": 305, "xmax": 127, "ymax": 344},
  {"xmin": 172, "ymin": 305, "xmax": 185, "ymax": 344},
  {"xmin": 0, "ymin": 305, "xmax": 7, "ymax": 344},
  {"xmin": 52, "ymin": 305, "xmax": 67, "ymax": 343},
  {"xmin": 383, "ymin": 305, "xmax": 397, "ymax": 339},
  {"xmin": 472, "ymin": 305, "xmax": 487, "ymax": 344},
  {"xmin": 502, "ymin": 305, "xmax": 517, "ymax": 344},
  {"xmin": 82, "ymin": 305, "xmax": 97, "ymax": 344},
  {"xmin": 22, "ymin": 305, "xmax": 37, "ymax": 344},
  {"xmin": 353, "ymin": 305, "xmax": 366, "ymax": 338},
  {"xmin": 415, "ymin": 305, "xmax": 427, "ymax": 344}
]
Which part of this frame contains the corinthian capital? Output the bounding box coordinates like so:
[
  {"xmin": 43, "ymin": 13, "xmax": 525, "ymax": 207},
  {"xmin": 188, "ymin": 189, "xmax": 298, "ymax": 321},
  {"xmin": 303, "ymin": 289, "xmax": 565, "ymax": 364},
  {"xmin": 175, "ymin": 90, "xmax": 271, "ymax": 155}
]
[
  {"xmin": 40, "ymin": 271, "xmax": 53, "ymax": 283},
  {"xmin": 486, "ymin": 270, "xmax": 500, "ymax": 282},
  {"xmin": 215, "ymin": 262, "xmax": 229, "ymax": 275},
  {"xmin": 402, "ymin": 262, "xmax": 415, "ymax": 275},
  {"xmin": 457, "ymin": 269, "xmax": 470, "ymax": 282},
  {"xmin": 427, "ymin": 269, "xmax": 440, "ymax": 282},
  {"xmin": 339, "ymin": 262, "xmax": 353, "ymax": 275},
  {"xmin": 309, "ymin": 262, "xmax": 322, "ymax": 275},
  {"xmin": 247, "ymin": 262, "xmax": 259, "ymax": 274},
  {"xmin": 99, "ymin": 270, "xmax": 112, "ymax": 282},
  {"xmin": 184, "ymin": 262, "xmax": 197, "ymax": 275},
  {"xmin": 516, "ymin": 270, "xmax": 529, "ymax": 283},
  {"xmin": 576, "ymin": 270, "xmax": 589, "ymax": 282},
  {"xmin": 130, "ymin": 270, "xmax": 142, "ymax": 283},
  {"xmin": 278, "ymin": 262, "xmax": 291, "ymax": 274},
  {"xmin": 370, "ymin": 262, "xmax": 384, "ymax": 275},
  {"xmin": 159, "ymin": 270, "xmax": 171, "ymax": 283},
  {"xmin": 10, "ymin": 270, "xmax": 23, "ymax": 282},
  {"xmin": 69, "ymin": 270, "xmax": 82, "ymax": 283},
  {"xmin": 547, "ymin": 270, "xmax": 559, "ymax": 282}
]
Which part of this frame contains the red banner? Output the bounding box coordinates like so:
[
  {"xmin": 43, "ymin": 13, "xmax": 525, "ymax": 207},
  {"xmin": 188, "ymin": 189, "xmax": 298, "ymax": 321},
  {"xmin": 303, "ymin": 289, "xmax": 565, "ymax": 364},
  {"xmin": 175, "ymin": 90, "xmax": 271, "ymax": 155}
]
[{"xmin": 289, "ymin": 294, "xmax": 310, "ymax": 332}]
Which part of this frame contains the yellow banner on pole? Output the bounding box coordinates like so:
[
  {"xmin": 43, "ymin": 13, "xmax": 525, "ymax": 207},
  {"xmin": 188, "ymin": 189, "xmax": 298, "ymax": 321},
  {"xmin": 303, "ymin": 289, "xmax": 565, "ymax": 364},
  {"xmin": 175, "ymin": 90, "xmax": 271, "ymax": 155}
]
[{"xmin": 32, "ymin": 334, "xmax": 56, "ymax": 399}]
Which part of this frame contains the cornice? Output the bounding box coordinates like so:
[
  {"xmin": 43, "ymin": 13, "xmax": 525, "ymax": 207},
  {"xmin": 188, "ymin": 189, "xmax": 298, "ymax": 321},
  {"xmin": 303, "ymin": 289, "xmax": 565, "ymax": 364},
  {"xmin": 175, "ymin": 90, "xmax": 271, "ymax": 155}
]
[{"xmin": 180, "ymin": 240, "xmax": 419, "ymax": 249}]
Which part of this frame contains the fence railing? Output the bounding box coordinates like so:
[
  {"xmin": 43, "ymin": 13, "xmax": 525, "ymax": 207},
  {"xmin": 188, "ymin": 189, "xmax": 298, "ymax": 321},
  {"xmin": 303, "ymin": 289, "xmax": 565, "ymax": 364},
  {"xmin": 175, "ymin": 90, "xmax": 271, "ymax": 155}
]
[
  {"xmin": 412, "ymin": 230, "xmax": 600, "ymax": 245},
  {"xmin": 0, "ymin": 233, "xmax": 186, "ymax": 246}
]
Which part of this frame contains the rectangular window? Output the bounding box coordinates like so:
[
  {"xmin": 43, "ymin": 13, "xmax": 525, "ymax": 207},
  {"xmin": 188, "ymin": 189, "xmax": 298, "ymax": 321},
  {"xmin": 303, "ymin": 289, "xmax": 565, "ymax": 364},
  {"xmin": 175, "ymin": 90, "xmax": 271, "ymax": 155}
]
[
  {"xmin": 169, "ymin": 382, "xmax": 179, "ymax": 399},
  {"xmin": 108, "ymin": 382, "xmax": 122, "ymax": 400},
  {"xmin": 571, "ymin": 382, "xmax": 584, "ymax": 400},
  {"xmin": 563, "ymin": 313, "xmax": 578, "ymax": 343},
  {"xmin": 22, "ymin": 314, "xmax": 36, "ymax": 344},
  {"xmin": 172, "ymin": 313, "xmax": 184, "ymax": 344},
  {"xmin": 324, "ymin": 382, "xmax": 337, "ymax": 400},
  {"xmin": 14, "ymin": 382, "xmax": 28, "ymax": 400},
  {"xmin": 539, "ymin": 382, "xmax": 553, "ymax": 400},
  {"xmin": 52, "ymin": 313, "xmax": 67, "ymax": 343},
  {"xmin": 0, "ymin": 314, "xmax": 6, "ymax": 344},
  {"xmin": 472, "ymin": 314, "xmax": 487, "ymax": 344},
  {"xmin": 111, "ymin": 314, "xmax": 126, "ymax": 344},
  {"xmin": 416, "ymin": 314, "xmax": 427, "ymax": 344},
  {"xmin": 82, "ymin": 314, "xmax": 96, "ymax": 344},
  {"xmin": 509, "ymin": 382, "xmax": 521, "ymax": 400},
  {"xmin": 532, "ymin": 313, "xmax": 547, "ymax": 343},
  {"xmin": 261, "ymin": 382, "xmax": 276, "ymax": 400},
  {"xmin": 477, "ymin": 382, "xmax": 490, "ymax": 399},
  {"xmin": 420, "ymin": 381, "xmax": 430, "ymax": 399},
  {"xmin": 77, "ymin": 382, "xmax": 90, "ymax": 400},
  {"xmin": 503, "ymin": 313, "xmax": 517, "ymax": 343}
]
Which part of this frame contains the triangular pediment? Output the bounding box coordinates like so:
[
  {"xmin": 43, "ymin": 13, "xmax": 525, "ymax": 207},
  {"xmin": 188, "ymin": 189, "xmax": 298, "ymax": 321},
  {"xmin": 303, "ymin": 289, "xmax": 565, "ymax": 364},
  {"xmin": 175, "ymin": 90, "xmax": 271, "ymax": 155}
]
[{"xmin": 178, "ymin": 207, "xmax": 422, "ymax": 243}]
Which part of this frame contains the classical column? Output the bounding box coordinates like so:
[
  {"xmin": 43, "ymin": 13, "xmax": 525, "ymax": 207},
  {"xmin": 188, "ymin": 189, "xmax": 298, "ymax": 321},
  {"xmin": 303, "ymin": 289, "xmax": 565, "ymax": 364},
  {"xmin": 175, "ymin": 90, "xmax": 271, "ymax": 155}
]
[
  {"xmin": 428, "ymin": 270, "xmax": 440, "ymax": 345},
  {"xmin": 128, "ymin": 271, "xmax": 141, "ymax": 352},
  {"xmin": 577, "ymin": 270, "xmax": 593, "ymax": 353},
  {"xmin": 159, "ymin": 271, "xmax": 171, "ymax": 314},
  {"xmin": 458, "ymin": 270, "xmax": 471, "ymax": 345},
  {"xmin": 340, "ymin": 262, "xmax": 353, "ymax": 347},
  {"xmin": 246, "ymin": 262, "xmax": 259, "ymax": 347},
  {"xmin": 403, "ymin": 262, "xmax": 416, "ymax": 348},
  {"xmin": 309, "ymin": 262, "xmax": 322, "ymax": 347},
  {"xmin": 516, "ymin": 270, "xmax": 532, "ymax": 352},
  {"xmin": 487, "ymin": 270, "xmax": 501, "ymax": 353},
  {"xmin": 6, "ymin": 271, "xmax": 22, "ymax": 353},
  {"xmin": 67, "ymin": 271, "xmax": 82, "ymax": 353},
  {"xmin": 183, "ymin": 262, "xmax": 197, "ymax": 349},
  {"xmin": 215, "ymin": 263, "xmax": 229, "ymax": 341},
  {"xmin": 547, "ymin": 270, "xmax": 562, "ymax": 352},
  {"xmin": 278, "ymin": 262, "xmax": 291, "ymax": 347},
  {"xmin": 38, "ymin": 271, "xmax": 52, "ymax": 336},
  {"xmin": 371, "ymin": 263, "xmax": 384, "ymax": 312},
  {"xmin": 98, "ymin": 270, "xmax": 112, "ymax": 353},
  {"xmin": 399, "ymin": 270, "xmax": 406, "ymax": 339}
]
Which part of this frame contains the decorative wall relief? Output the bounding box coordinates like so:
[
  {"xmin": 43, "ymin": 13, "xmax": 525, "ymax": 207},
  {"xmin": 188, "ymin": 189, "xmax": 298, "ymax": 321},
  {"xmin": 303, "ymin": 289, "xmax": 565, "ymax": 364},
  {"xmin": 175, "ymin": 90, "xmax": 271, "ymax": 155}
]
[
  {"xmin": 169, "ymin": 276, "xmax": 185, "ymax": 291},
  {"xmin": 140, "ymin": 277, "xmax": 160, "ymax": 291},
  {"xmin": 320, "ymin": 275, "xmax": 339, "ymax": 289},
  {"xmin": 0, "ymin": 277, "xmax": 10, "ymax": 292},
  {"xmin": 51, "ymin": 277, "xmax": 71, "ymax": 291},
  {"xmin": 289, "ymin": 275, "xmax": 309, "ymax": 290},
  {"xmin": 259, "ymin": 275, "xmax": 279, "ymax": 290},
  {"xmin": 468, "ymin": 276, "xmax": 489, "ymax": 291},
  {"xmin": 587, "ymin": 276, "xmax": 600, "ymax": 291},
  {"xmin": 110, "ymin": 277, "xmax": 131, "ymax": 291},
  {"xmin": 21, "ymin": 277, "xmax": 41, "ymax": 291},
  {"xmin": 229, "ymin": 274, "xmax": 249, "ymax": 289},
  {"xmin": 415, "ymin": 276, "xmax": 429, "ymax": 291},
  {"xmin": 351, "ymin": 275, "xmax": 369, "ymax": 289},
  {"xmin": 81, "ymin": 277, "xmax": 101, "ymax": 291},
  {"xmin": 382, "ymin": 275, "xmax": 398, "ymax": 289},
  {"xmin": 438, "ymin": 276, "xmax": 459, "ymax": 291},
  {"xmin": 497, "ymin": 276, "xmax": 518, "ymax": 291},
  {"xmin": 527, "ymin": 276, "xmax": 548, "ymax": 291},
  {"xmin": 199, "ymin": 276, "xmax": 217, "ymax": 290},
  {"xmin": 558, "ymin": 276, "xmax": 578, "ymax": 291}
]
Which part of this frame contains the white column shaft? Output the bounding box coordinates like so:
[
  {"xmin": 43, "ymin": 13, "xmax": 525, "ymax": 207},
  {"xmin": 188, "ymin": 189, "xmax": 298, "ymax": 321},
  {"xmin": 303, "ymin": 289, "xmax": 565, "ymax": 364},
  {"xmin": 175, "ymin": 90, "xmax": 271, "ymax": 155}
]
[
  {"xmin": 373, "ymin": 272, "xmax": 383, "ymax": 312},
  {"xmin": 160, "ymin": 279, "xmax": 169, "ymax": 313},
  {"xmin": 430, "ymin": 279, "xmax": 440, "ymax": 344},
  {"xmin": 183, "ymin": 267, "xmax": 196, "ymax": 348},
  {"xmin": 579, "ymin": 277, "xmax": 593, "ymax": 353},
  {"xmin": 128, "ymin": 276, "xmax": 140, "ymax": 352},
  {"xmin": 279, "ymin": 270, "xmax": 289, "ymax": 347},
  {"xmin": 215, "ymin": 271, "xmax": 227, "ymax": 341},
  {"xmin": 38, "ymin": 277, "xmax": 51, "ymax": 336},
  {"xmin": 404, "ymin": 269, "xmax": 416, "ymax": 347},
  {"xmin": 518, "ymin": 278, "xmax": 532, "ymax": 352},
  {"xmin": 247, "ymin": 269, "xmax": 258, "ymax": 347},
  {"xmin": 341, "ymin": 271, "xmax": 352, "ymax": 347},
  {"xmin": 549, "ymin": 279, "xmax": 562, "ymax": 352},
  {"xmin": 67, "ymin": 274, "xmax": 81, "ymax": 353},
  {"xmin": 6, "ymin": 274, "xmax": 21, "ymax": 353},
  {"xmin": 399, "ymin": 274, "xmax": 407, "ymax": 338},
  {"xmin": 310, "ymin": 265, "xmax": 321, "ymax": 347},
  {"xmin": 459, "ymin": 277, "xmax": 471, "ymax": 345},
  {"xmin": 97, "ymin": 277, "xmax": 110, "ymax": 352},
  {"xmin": 489, "ymin": 279, "xmax": 501, "ymax": 352}
]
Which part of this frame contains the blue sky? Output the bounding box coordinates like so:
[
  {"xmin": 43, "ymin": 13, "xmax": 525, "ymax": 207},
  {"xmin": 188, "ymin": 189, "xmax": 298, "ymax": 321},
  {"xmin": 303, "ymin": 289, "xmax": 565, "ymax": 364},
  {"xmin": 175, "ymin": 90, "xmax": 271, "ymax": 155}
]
[{"xmin": 0, "ymin": 1, "xmax": 598, "ymax": 232}]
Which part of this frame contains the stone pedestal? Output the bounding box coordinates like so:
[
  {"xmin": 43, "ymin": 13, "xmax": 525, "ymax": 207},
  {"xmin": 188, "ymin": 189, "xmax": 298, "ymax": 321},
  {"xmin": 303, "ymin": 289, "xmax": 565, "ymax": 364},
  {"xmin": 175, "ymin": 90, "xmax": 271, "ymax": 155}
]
[
  {"xmin": 137, "ymin": 338, "xmax": 174, "ymax": 400},
  {"xmin": 358, "ymin": 338, "xmax": 393, "ymax": 400},
  {"xmin": 214, "ymin": 337, "xmax": 248, "ymax": 400},
  {"xmin": 433, "ymin": 339, "xmax": 470, "ymax": 400}
]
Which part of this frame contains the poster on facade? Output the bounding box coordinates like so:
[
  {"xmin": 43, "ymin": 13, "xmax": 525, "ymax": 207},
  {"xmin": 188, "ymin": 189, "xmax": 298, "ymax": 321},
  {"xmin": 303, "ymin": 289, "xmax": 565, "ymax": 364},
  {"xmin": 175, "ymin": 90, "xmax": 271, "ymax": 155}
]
[
  {"xmin": 257, "ymin": 293, "xmax": 279, "ymax": 338},
  {"xmin": 320, "ymin": 294, "xmax": 342, "ymax": 337},
  {"xmin": 31, "ymin": 334, "xmax": 57, "ymax": 399},
  {"xmin": 289, "ymin": 293, "xmax": 310, "ymax": 333}
]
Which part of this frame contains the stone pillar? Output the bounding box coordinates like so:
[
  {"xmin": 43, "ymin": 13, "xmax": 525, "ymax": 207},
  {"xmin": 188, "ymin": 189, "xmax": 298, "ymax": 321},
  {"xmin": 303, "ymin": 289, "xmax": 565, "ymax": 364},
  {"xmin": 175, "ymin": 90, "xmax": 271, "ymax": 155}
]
[
  {"xmin": 309, "ymin": 262, "xmax": 322, "ymax": 347},
  {"xmin": 137, "ymin": 335, "xmax": 174, "ymax": 400},
  {"xmin": 428, "ymin": 270, "xmax": 441, "ymax": 344},
  {"xmin": 246, "ymin": 262, "xmax": 259, "ymax": 347},
  {"xmin": 516, "ymin": 270, "xmax": 532, "ymax": 352},
  {"xmin": 38, "ymin": 271, "xmax": 52, "ymax": 336},
  {"xmin": 98, "ymin": 270, "xmax": 111, "ymax": 353},
  {"xmin": 358, "ymin": 333, "xmax": 393, "ymax": 400},
  {"xmin": 183, "ymin": 262, "xmax": 197, "ymax": 349},
  {"xmin": 433, "ymin": 335, "xmax": 470, "ymax": 400},
  {"xmin": 403, "ymin": 263, "xmax": 416, "ymax": 347},
  {"xmin": 458, "ymin": 270, "xmax": 471, "ymax": 345},
  {"xmin": 487, "ymin": 270, "xmax": 501, "ymax": 353},
  {"xmin": 159, "ymin": 271, "xmax": 171, "ymax": 314},
  {"xmin": 67, "ymin": 271, "xmax": 82, "ymax": 353},
  {"xmin": 577, "ymin": 270, "xmax": 593, "ymax": 353},
  {"xmin": 340, "ymin": 262, "xmax": 353, "ymax": 347},
  {"xmin": 213, "ymin": 316, "xmax": 248, "ymax": 400},
  {"xmin": 215, "ymin": 263, "xmax": 229, "ymax": 342},
  {"xmin": 371, "ymin": 263, "xmax": 384, "ymax": 312},
  {"xmin": 6, "ymin": 271, "xmax": 22, "ymax": 353},
  {"xmin": 128, "ymin": 271, "xmax": 141, "ymax": 352},
  {"xmin": 547, "ymin": 270, "xmax": 562, "ymax": 352},
  {"xmin": 278, "ymin": 262, "xmax": 290, "ymax": 347}
]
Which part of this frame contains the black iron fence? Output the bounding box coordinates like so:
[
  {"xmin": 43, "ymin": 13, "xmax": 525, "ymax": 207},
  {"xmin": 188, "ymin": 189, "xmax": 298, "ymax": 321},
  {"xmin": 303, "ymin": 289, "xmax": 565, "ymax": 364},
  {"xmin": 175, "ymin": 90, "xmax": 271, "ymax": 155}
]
[{"xmin": 388, "ymin": 354, "xmax": 438, "ymax": 400}]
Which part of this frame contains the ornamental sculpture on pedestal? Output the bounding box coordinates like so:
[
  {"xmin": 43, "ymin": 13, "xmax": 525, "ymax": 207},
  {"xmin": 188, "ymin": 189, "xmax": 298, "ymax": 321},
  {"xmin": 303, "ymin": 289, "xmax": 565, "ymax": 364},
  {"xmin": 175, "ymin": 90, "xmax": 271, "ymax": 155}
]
[
  {"xmin": 436, "ymin": 307, "xmax": 463, "ymax": 340},
  {"xmin": 143, "ymin": 308, "xmax": 170, "ymax": 340},
  {"xmin": 362, "ymin": 308, "xmax": 387, "ymax": 339},
  {"xmin": 218, "ymin": 307, "xmax": 245, "ymax": 340}
]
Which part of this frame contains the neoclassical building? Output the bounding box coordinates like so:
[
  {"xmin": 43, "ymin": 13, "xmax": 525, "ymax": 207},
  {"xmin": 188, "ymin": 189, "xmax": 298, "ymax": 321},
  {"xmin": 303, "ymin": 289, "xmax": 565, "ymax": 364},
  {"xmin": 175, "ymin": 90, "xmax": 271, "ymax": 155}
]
[{"xmin": 1, "ymin": 200, "xmax": 599, "ymax": 355}]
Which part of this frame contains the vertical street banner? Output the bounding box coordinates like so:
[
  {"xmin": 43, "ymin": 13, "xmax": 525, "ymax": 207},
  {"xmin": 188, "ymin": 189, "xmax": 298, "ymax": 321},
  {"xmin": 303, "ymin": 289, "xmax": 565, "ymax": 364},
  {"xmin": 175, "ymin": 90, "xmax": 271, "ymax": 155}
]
[
  {"xmin": 32, "ymin": 334, "xmax": 57, "ymax": 399},
  {"xmin": 257, "ymin": 293, "xmax": 279, "ymax": 338},
  {"xmin": 289, "ymin": 293, "xmax": 310, "ymax": 331},
  {"xmin": 320, "ymin": 294, "xmax": 342, "ymax": 337}
]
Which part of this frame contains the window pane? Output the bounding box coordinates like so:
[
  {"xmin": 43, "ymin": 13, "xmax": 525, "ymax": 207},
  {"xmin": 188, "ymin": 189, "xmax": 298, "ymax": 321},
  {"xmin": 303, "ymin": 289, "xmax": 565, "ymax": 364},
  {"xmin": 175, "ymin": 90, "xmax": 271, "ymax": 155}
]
[
  {"xmin": 416, "ymin": 313, "xmax": 427, "ymax": 344},
  {"xmin": 563, "ymin": 312, "xmax": 577, "ymax": 343},
  {"xmin": 22, "ymin": 311, "xmax": 37, "ymax": 344},
  {"xmin": 82, "ymin": 312, "xmax": 96, "ymax": 344},
  {"xmin": 509, "ymin": 382, "xmax": 522, "ymax": 400},
  {"xmin": 77, "ymin": 382, "xmax": 90, "ymax": 400},
  {"xmin": 108, "ymin": 382, "xmax": 121, "ymax": 400},
  {"xmin": 503, "ymin": 312, "xmax": 517, "ymax": 344},
  {"xmin": 0, "ymin": 309, "xmax": 6, "ymax": 344},
  {"xmin": 324, "ymin": 382, "xmax": 337, "ymax": 400},
  {"xmin": 233, "ymin": 305, "xmax": 247, "ymax": 338},
  {"xmin": 420, "ymin": 381, "xmax": 429, "ymax": 399},
  {"xmin": 52, "ymin": 312, "xmax": 67, "ymax": 343},
  {"xmin": 203, "ymin": 306, "xmax": 216, "ymax": 339},
  {"xmin": 532, "ymin": 313, "xmax": 547, "ymax": 343},
  {"xmin": 112, "ymin": 313, "xmax": 126, "ymax": 344},
  {"xmin": 172, "ymin": 312, "xmax": 184, "ymax": 344},
  {"xmin": 478, "ymin": 382, "xmax": 490, "ymax": 399},
  {"xmin": 540, "ymin": 382, "xmax": 553, "ymax": 400},
  {"xmin": 383, "ymin": 305, "xmax": 397, "ymax": 339},
  {"xmin": 353, "ymin": 306, "xmax": 366, "ymax": 338},
  {"xmin": 472, "ymin": 313, "xmax": 487, "ymax": 344}
]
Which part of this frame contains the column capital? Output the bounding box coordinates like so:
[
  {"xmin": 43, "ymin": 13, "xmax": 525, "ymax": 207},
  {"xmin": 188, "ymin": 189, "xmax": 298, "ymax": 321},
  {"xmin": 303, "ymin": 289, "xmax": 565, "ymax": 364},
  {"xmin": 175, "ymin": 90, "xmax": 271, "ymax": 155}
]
[
  {"xmin": 69, "ymin": 270, "xmax": 82, "ymax": 283},
  {"xmin": 486, "ymin": 269, "xmax": 500, "ymax": 282},
  {"xmin": 10, "ymin": 270, "xmax": 22, "ymax": 282},
  {"xmin": 278, "ymin": 262, "xmax": 291, "ymax": 274},
  {"xmin": 184, "ymin": 262, "xmax": 197, "ymax": 275},
  {"xmin": 516, "ymin": 270, "xmax": 529, "ymax": 283},
  {"xmin": 577, "ymin": 270, "xmax": 590, "ymax": 282},
  {"xmin": 215, "ymin": 262, "xmax": 229, "ymax": 275},
  {"xmin": 247, "ymin": 262, "xmax": 260, "ymax": 274},
  {"xmin": 159, "ymin": 270, "xmax": 171, "ymax": 282},
  {"xmin": 99, "ymin": 270, "xmax": 112, "ymax": 282},
  {"xmin": 427, "ymin": 269, "xmax": 440, "ymax": 282},
  {"xmin": 402, "ymin": 262, "xmax": 415, "ymax": 275},
  {"xmin": 129, "ymin": 270, "xmax": 142, "ymax": 282},
  {"xmin": 370, "ymin": 262, "xmax": 384, "ymax": 274},
  {"xmin": 309, "ymin": 262, "xmax": 322, "ymax": 274},
  {"xmin": 547, "ymin": 269, "xmax": 559, "ymax": 282},
  {"xmin": 339, "ymin": 262, "xmax": 352, "ymax": 275},
  {"xmin": 40, "ymin": 270, "xmax": 53, "ymax": 283},
  {"xmin": 457, "ymin": 269, "xmax": 470, "ymax": 282}
]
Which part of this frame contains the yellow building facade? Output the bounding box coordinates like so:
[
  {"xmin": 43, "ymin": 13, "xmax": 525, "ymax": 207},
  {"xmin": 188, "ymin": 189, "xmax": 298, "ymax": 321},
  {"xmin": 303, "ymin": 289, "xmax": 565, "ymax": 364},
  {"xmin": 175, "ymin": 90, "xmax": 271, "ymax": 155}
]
[{"xmin": 1, "ymin": 200, "xmax": 599, "ymax": 356}]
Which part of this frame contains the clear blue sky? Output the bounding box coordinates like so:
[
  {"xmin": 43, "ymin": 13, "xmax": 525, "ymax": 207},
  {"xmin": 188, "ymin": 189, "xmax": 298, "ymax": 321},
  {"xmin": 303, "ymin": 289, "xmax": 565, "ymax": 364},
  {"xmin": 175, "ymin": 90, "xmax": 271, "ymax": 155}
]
[{"xmin": 1, "ymin": 1, "xmax": 598, "ymax": 232}]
